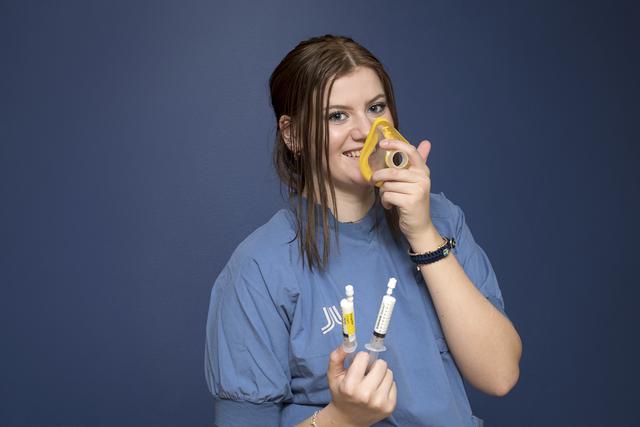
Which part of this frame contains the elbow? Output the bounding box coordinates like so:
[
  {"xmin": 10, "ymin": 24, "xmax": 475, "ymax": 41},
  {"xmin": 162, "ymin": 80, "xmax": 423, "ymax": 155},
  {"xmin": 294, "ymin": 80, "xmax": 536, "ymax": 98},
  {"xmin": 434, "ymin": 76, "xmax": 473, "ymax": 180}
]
[
  {"xmin": 489, "ymin": 365, "xmax": 520, "ymax": 397},
  {"xmin": 491, "ymin": 331, "xmax": 523, "ymax": 397}
]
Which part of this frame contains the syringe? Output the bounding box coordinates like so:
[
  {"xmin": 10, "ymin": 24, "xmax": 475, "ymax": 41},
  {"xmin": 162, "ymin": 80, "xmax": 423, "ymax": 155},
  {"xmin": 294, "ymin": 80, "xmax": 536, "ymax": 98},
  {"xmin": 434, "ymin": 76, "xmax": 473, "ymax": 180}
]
[
  {"xmin": 365, "ymin": 278, "xmax": 397, "ymax": 367},
  {"xmin": 340, "ymin": 285, "xmax": 357, "ymax": 365}
]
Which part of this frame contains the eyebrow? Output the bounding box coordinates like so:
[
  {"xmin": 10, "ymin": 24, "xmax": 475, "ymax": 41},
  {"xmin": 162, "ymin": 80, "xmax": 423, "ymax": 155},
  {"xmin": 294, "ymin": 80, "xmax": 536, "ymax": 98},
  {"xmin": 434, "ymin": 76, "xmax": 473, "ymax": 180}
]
[{"xmin": 326, "ymin": 94, "xmax": 386, "ymax": 111}]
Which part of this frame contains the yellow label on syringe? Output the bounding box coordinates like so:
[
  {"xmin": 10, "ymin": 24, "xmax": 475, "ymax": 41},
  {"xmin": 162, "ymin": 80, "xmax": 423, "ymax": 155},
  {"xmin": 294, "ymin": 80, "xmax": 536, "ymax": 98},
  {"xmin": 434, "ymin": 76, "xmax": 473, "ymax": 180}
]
[{"xmin": 343, "ymin": 312, "xmax": 355, "ymax": 338}]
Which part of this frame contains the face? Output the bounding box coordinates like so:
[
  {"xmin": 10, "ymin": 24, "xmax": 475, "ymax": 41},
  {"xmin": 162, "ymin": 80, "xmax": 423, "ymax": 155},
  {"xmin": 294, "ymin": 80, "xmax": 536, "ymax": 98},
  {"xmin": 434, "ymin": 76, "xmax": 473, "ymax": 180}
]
[{"xmin": 323, "ymin": 67, "xmax": 394, "ymax": 194}]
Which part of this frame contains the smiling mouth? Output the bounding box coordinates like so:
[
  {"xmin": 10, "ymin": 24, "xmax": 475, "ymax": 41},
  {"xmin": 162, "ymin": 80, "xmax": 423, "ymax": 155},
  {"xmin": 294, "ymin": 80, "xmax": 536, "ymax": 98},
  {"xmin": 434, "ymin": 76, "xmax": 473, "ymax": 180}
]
[{"xmin": 343, "ymin": 150, "xmax": 361, "ymax": 158}]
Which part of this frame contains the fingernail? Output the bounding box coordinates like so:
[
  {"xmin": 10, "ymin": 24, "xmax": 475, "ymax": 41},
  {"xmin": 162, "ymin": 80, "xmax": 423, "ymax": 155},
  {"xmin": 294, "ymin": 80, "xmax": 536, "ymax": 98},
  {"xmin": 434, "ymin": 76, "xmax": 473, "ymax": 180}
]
[{"xmin": 379, "ymin": 140, "xmax": 389, "ymax": 147}]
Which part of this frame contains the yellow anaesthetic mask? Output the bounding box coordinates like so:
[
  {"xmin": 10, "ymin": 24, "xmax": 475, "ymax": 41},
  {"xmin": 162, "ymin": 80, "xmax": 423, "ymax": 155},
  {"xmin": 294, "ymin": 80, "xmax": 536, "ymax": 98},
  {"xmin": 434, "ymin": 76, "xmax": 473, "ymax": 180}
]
[{"xmin": 359, "ymin": 118, "xmax": 411, "ymax": 187}]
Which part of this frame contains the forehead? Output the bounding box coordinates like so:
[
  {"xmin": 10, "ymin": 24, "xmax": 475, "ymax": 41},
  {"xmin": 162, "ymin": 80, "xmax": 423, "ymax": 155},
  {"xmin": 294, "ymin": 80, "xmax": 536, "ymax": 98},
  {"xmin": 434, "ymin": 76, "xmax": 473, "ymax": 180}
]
[{"xmin": 325, "ymin": 67, "xmax": 385, "ymax": 104}]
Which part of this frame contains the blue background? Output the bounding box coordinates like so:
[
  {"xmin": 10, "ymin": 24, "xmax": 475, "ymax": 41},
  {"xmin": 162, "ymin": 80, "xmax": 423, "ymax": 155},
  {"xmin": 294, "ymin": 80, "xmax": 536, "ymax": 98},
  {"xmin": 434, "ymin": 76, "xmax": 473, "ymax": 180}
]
[{"xmin": 1, "ymin": 1, "xmax": 638, "ymax": 426}]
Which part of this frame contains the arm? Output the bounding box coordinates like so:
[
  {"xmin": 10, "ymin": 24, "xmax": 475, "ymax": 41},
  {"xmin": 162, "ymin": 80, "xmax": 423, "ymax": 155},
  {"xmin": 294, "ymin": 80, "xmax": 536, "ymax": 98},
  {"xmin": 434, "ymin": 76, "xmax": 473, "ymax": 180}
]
[
  {"xmin": 373, "ymin": 138, "xmax": 522, "ymax": 396},
  {"xmin": 205, "ymin": 257, "xmax": 291, "ymax": 426},
  {"xmin": 410, "ymin": 227, "xmax": 522, "ymax": 396},
  {"xmin": 292, "ymin": 404, "xmax": 360, "ymax": 427}
]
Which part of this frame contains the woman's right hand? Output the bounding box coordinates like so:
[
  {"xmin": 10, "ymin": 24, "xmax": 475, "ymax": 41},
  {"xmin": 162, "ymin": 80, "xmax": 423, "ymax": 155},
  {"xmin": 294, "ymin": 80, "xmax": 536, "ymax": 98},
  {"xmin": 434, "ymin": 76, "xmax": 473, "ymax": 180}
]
[{"xmin": 325, "ymin": 346, "xmax": 397, "ymax": 427}]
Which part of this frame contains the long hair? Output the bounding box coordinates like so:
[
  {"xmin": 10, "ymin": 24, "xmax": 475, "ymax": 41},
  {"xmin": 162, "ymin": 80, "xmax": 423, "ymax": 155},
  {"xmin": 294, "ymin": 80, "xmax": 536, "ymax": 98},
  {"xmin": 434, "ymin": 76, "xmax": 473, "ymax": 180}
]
[{"xmin": 269, "ymin": 34, "xmax": 402, "ymax": 271}]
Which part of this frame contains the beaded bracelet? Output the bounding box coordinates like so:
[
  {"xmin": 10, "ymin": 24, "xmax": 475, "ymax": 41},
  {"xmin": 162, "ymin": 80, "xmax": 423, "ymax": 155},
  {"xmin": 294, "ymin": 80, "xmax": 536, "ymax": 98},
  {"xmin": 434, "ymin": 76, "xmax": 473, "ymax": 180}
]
[{"xmin": 309, "ymin": 410, "xmax": 319, "ymax": 427}]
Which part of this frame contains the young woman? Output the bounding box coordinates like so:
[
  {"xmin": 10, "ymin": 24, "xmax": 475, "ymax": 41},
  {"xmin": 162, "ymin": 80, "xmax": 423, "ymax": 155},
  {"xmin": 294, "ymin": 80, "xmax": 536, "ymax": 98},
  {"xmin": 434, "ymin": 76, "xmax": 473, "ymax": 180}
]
[{"xmin": 205, "ymin": 35, "xmax": 522, "ymax": 427}]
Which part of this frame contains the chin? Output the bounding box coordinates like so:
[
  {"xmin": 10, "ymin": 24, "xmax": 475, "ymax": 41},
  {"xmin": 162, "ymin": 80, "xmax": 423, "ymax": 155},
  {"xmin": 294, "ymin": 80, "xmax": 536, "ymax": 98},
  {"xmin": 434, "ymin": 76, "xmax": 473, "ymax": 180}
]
[
  {"xmin": 330, "ymin": 171, "xmax": 374, "ymax": 194},
  {"xmin": 348, "ymin": 178, "xmax": 376, "ymax": 192}
]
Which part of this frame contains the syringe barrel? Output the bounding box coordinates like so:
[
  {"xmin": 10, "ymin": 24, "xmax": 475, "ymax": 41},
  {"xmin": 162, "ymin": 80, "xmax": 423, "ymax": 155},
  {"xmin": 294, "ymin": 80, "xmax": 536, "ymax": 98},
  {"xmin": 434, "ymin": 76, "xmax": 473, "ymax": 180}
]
[
  {"xmin": 373, "ymin": 294, "xmax": 396, "ymax": 336},
  {"xmin": 364, "ymin": 336, "xmax": 387, "ymax": 371},
  {"xmin": 340, "ymin": 298, "xmax": 356, "ymax": 343},
  {"xmin": 365, "ymin": 335, "xmax": 386, "ymax": 352},
  {"xmin": 342, "ymin": 337, "xmax": 357, "ymax": 353}
]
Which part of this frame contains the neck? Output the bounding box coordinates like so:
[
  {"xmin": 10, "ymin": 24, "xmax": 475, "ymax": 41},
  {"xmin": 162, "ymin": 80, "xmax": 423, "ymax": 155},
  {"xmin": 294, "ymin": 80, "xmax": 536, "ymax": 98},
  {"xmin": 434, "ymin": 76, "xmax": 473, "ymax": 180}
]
[
  {"xmin": 303, "ymin": 184, "xmax": 376, "ymax": 223},
  {"xmin": 331, "ymin": 189, "xmax": 376, "ymax": 222}
]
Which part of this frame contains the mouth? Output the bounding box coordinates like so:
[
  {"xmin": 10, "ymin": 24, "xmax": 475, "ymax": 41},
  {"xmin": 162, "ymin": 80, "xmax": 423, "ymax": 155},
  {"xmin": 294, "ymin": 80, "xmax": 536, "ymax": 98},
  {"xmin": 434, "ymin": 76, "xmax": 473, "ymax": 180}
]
[{"xmin": 342, "ymin": 149, "xmax": 361, "ymax": 159}]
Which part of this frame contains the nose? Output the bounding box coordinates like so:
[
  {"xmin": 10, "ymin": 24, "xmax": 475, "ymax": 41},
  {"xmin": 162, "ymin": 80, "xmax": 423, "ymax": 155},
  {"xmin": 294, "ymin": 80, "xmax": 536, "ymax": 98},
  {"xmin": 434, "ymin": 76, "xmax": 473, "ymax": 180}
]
[{"xmin": 350, "ymin": 114, "xmax": 372, "ymax": 142}]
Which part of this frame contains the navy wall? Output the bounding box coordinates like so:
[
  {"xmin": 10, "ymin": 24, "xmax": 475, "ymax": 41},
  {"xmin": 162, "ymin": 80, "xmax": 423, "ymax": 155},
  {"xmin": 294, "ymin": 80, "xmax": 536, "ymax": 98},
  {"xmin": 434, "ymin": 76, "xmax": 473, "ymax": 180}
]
[{"xmin": 2, "ymin": 1, "xmax": 638, "ymax": 425}]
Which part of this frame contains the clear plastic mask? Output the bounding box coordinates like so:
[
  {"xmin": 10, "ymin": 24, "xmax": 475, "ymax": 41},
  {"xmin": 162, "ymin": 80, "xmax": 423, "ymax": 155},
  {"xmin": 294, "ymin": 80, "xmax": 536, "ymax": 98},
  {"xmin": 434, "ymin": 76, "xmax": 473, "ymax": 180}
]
[{"xmin": 359, "ymin": 118, "xmax": 411, "ymax": 187}]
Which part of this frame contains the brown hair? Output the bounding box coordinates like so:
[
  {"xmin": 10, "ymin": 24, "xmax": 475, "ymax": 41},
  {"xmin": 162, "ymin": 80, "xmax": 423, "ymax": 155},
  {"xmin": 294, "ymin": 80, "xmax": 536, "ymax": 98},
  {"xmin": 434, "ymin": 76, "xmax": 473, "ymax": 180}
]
[{"xmin": 269, "ymin": 34, "xmax": 402, "ymax": 271}]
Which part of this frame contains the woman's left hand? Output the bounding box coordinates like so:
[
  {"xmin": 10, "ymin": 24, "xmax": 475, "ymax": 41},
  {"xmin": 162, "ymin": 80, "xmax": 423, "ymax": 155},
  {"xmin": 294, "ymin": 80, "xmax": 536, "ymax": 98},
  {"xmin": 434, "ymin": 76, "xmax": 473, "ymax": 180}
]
[{"xmin": 371, "ymin": 139, "xmax": 439, "ymax": 249}]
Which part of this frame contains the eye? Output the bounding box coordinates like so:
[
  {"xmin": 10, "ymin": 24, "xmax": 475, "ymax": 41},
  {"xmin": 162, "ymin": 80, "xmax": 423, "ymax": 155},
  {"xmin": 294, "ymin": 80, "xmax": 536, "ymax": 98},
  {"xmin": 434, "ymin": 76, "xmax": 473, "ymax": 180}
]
[
  {"xmin": 369, "ymin": 102, "xmax": 387, "ymax": 114},
  {"xmin": 328, "ymin": 111, "xmax": 348, "ymax": 122}
]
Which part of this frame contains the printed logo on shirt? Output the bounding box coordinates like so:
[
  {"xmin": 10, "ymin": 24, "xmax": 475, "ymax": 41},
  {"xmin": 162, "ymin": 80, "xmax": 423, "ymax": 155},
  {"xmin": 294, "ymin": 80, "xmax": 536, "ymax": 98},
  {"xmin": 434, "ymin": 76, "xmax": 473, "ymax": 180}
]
[{"xmin": 321, "ymin": 305, "xmax": 342, "ymax": 334}]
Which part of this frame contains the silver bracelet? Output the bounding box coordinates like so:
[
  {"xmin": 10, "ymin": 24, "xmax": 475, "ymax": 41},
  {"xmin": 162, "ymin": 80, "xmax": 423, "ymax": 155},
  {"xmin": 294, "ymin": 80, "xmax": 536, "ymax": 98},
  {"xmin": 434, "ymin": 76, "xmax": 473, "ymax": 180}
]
[{"xmin": 309, "ymin": 410, "xmax": 319, "ymax": 427}]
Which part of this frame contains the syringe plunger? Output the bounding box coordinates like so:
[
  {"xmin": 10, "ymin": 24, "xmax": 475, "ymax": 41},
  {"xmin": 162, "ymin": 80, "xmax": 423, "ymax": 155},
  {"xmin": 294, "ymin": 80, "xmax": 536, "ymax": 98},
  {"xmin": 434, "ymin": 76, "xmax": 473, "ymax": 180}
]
[
  {"xmin": 386, "ymin": 277, "xmax": 396, "ymax": 294},
  {"xmin": 345, "ymin": 285, "xmax": 354, "ymax": 298}
]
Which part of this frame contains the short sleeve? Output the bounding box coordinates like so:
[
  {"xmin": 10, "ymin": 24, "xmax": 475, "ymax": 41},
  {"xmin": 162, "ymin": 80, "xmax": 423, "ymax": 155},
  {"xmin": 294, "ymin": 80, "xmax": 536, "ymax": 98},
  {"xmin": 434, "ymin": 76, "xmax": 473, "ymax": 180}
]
[
  {"xmin": 446, "ymin": 197, "xmax": 507, "ymax": 315},
  {"xmin": 204, "ymin": 253, "xmax": 292, "ymax": 426}
]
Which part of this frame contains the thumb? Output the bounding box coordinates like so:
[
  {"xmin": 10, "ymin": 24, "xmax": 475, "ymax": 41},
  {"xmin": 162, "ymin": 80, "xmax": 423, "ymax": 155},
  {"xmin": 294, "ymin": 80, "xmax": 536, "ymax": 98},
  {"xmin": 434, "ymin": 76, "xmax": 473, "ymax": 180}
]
[
  {"xmin": 417, "ymin": 140, "xmax": 432, "ymax": 163},
  {"xmin": 327, "ymin": 345, "xmax": 348, "ymax": 380}
]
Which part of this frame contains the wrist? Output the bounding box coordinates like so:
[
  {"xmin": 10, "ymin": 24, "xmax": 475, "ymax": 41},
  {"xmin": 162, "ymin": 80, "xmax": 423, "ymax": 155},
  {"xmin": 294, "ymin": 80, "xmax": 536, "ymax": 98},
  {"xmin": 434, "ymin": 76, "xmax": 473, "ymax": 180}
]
[
  {"xmin": 407, "ymin": 224, "xmax": 442, "ymax": 254},
  {"xmin": 318, "ymin": 402, "xmax": 367, "ymax": 427}
]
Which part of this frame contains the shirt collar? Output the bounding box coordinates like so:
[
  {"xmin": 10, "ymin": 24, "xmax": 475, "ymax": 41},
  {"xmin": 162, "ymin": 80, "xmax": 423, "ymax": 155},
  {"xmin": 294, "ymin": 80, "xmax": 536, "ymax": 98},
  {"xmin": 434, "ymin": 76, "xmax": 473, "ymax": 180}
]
[{"xmin": 288, "ymin": 194, "xmax": 384, "ymax": 241}]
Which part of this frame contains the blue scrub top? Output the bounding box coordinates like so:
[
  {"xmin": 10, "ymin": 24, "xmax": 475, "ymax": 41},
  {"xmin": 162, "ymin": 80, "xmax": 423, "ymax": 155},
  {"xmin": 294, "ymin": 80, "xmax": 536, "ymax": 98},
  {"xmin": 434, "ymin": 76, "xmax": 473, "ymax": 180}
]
[{"xmin": 205, "ymin": 193, "xmax": 505, "ymax": 426}]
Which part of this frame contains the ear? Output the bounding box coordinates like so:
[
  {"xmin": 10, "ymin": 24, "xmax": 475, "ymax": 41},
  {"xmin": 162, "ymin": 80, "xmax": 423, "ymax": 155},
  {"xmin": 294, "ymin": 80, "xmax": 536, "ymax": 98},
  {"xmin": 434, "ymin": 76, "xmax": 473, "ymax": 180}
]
[{"xmin": 278, "ymin": 115, "xmax": 297, "ymax": 153}]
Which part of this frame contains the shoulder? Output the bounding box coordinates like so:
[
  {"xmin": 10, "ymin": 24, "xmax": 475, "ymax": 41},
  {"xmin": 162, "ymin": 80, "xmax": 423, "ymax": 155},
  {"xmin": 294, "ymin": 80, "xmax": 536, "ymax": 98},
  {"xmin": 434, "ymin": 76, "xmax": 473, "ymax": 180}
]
[
  {"xmin": 231, "ymin": 208, "xmax": 296, "ymax": 264},
  {"xmin": 430, "ymin": 191, "xmax": 462, "ymax": 220},
  {"xmin": 220, "ymin": 208, "xmax": 300, "ymax": 294},
  {"xmin": 429, "ymin": 192, "xmax": 466, "ymax": 238}
]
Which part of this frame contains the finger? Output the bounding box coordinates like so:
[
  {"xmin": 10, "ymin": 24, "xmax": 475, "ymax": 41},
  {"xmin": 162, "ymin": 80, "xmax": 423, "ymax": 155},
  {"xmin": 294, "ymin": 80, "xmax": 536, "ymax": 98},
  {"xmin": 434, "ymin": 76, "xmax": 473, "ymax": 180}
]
[
  {"xmin": 327, "ymin": 346, "xmax": 348, "ymax": 380},
  {"xmin": 417, "ymin": 140, "xmax": 432, "ymax": 163},
  {"xmin": 387, "ymin": 381, "xmax": 398, "ymax": 410},
  {"xmin": 372, "ymin": 166, "xmax": 428, "ymax": 184},
  {"xmin": 342, "ymin": 351, "xmax": 370, "ymax": 388},
  {"xmin": 380, "ymin": 191, "xmax": 409, "ymax": 209},
  {"xmin": 379, "ymin": 368, "xmax": 394, "ymax": 394},
  {"xmin": 370, "ymin": 369, "xmax": 394, "ymax": 408},
  {"xmin": 379, "ymin": 139, "xmax": 427, "ymax": 170},
  {"xmin": 380, "ymin": 181, "xmax": 416, "ymax": 195},
  {"xmin": 378, "ymin": 188, "xmax": 393, "ymax": 210},
  {"xmin": 360, "ymin": 359, "xmax": 388, "ymax": 391}
]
